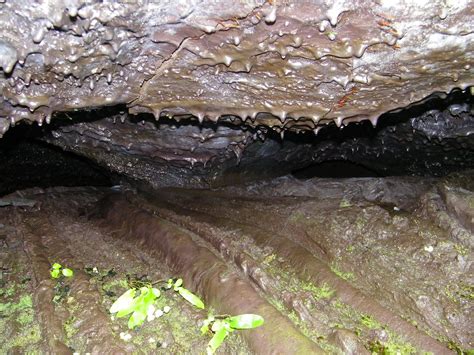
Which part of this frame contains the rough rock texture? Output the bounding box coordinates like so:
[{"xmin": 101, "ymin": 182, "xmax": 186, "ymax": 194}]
[
  {"xmin": 2, "ymin": 171, "xmax": 472, "ymax": 353},
  {"xmin": 0, "ymin": 0, "xmax": 473, "ymax": 137},
  {"xmin": 41, "ymin": 92, "xmax": 474, "ymax": 188}
]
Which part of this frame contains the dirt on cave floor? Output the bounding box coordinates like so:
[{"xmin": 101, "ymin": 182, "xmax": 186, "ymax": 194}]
[{"xmin": 0, "ymin": 171, "xmax": 473, "ymax": 354}]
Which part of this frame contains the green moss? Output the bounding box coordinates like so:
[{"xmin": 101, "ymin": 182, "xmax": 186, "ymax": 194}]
[
  {"xmin": 0, "ymin": 295, "xmax": 33, "ymax": 317},
  {"xmin": 330, "ymin": 263, "xmax": 355, "ymax": 281},
  {"xmin": 331, "ymin": 300, "xmax": 417, "ymax": 354},
  {"xmin": 339, "ymin": 199, "xmax": 352, "ymax": 208},
  {"xmin": 346, "ymin": 245, "xmax": 355, "ymax": 253},
  {"xmin": 445, "ymin": 282, "xmax": 474, "ymax": 303},
  {"xmin": 301, "ymin": 282, "xmax": 335, "ymax": 300},
  {"xmin": 0, "ymin": 284, "xmax": 16, "ymax": 298},
  {"xmin": 368, "ymin": 339, "xmax": 417, "ymax": 354},
  {"xmin": 355, "ymin": 215, "xmax": 367, "ymax": 230},
  {"xmin": 17, "ymin": 308, "xmax": 34, "ymax": 325},
  {"xmin": 439, "ymin": 338, "xmax": 474, "ymax": 355},
  {"xmin": 263, "ymin": 253, "xmax": 276, "ymax": 265},
  {"xmin": 287, "ymin": 311, "xmax": 340, "ymax": 353},
  {"xmin": 64, "ymin": 316, "xmax": 78, "ymax": 339},
  {"xmin": 360, "ymin": 314, "xmax": 381, "ymax": 330},
  {"xmin": 10, "ymin": 324, "xmax": 41, "ymax": 348},
  {"xmin": 453, "ymin": 244, "xmax": 468, "ymax": 257},
  {"xmin": 102, "ymin": 278, "xmax": 129, "ymax": 295},
  {"xmin": 131, "ymin": 334, "xmax": 145, "ymax": 346},
  {"xmin": 269, "ymin": 298, "xmax": 286, "ymax": 313}
]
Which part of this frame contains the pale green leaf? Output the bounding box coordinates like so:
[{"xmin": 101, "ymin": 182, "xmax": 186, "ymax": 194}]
[
  {"xmin": 128, "ymin": 309, "xmax": 147, "ymax": 329},
  {"xmin": 110, "ymin": 289, "xmax": 136, "ymax": 314},
  {"xmin": 62, "ymin": 268, "xmax": 74, "ymax": 277},
  {"xmin": 227, "ymin": 314, "xmax": 264, "ymax": 329},
  {"xmin": 178, "ymin": 288, "xmax": 205, "ymax": 309},
  {"xmin": 201, "ymin": 316, "xmax": 215, "ymax": 335},
  {"xmin": 52, "ymin": 263, "xmax": 62, "ymax": 270},
  {"xmin": 211, "ymin": 319, "xmax": 224, "ymax": 333},
  {"xmin": 50, "ymin": 269, "xmax": 60, "ymax": 279},
  {"xmin": 174, "ymin": 278, "xmax": 183, "ymax": 290},
  {"xmin": 207, "ymin": 327, "xmax": 229, "ymax": 355}
]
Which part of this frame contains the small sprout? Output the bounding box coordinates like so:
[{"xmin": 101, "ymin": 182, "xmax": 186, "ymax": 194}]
[
  {"xmin": 52, "ymin": 263, "xmax": 62, "ymax": 270},
  {"xmin": 202, "ymin": 314, "xmax": 264, "ymax": 354},
  {"xmin": 62, "ymin": 268, "xmax": 74, "ymax": 278},
  {"xmin": 50, "ymin": 263, "xmax": 74, "ymax": 279},
  {"xmin": 110, "ymin": 276, "xmax": 205, "ymax": 331},
  {"xmin": 110, "ymin": 286, "xmax": 161, "ymax": 329},
  {"xmin": 167, "ymin": 278, "xmax": 205, "ymax": 309},
  {"xmin": 174, "ymin": 278, "xmax": 183, "ymax": 289},
  {"xmin": 50, "ymin": 269, "xmax": 61, "ymax": 279}
]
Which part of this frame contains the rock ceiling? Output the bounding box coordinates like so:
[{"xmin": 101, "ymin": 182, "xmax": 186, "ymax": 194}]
[{"xmin": 0, "ymin": 0, "xmax": 472, "ymax": 137}]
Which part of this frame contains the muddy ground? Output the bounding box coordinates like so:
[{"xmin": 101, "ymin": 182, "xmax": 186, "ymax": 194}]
[{"xmin": 0, "ymin": 171, "xmax": 473, "ymax": 354}]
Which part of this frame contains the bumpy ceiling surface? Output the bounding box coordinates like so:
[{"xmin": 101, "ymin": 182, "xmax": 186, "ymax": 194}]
[{"xmin": 0, "ymin": 0, "xmax": 472, "ymax": 137}]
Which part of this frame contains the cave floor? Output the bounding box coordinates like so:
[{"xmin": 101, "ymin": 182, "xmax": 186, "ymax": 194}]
[{"xmin": 0, "ymin": 172, "xmax": 472, "ymax": 354}]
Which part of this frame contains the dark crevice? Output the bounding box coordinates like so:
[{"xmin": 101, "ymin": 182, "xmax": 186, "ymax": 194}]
[
  {"xmin": 0, "ymin": 125, "xmax": 113, "ymax": 196},
  {"xmin": 0, "ymin": 88, "xmax": 472, "ymax": 193},
  {"xmin": 291, "ymin": 160, "xmax": 382, "ymax": 179}
]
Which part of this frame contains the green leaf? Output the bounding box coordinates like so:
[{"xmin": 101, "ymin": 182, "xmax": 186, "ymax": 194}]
[
  {"xmin": 201, "ymin": 315, "xmax": 215, "ymax": 335},
  {"xmin": 177, "ymin": 288, "xmax": 205, "ymax": 309},
  {"xmin": 128, "ymin": 309, "xmax": 147, "ymax": 329},
  {"xmin": 50, "ymin": 269, "xmax": 61, "ymax": 279},
  {"xmin": 52, "ymin": 263, "xmax": 62, "ymax": 270},
  {"xmin": 110, "ymin": 289, "xmax": 136, "ymax": 314},
  {"xmin": 174, "ymin": 278, "xmax": 183, "ymax": 290},
  {"xmin": 227, "ymin": 314, "xmax": 264, "ymax": 329},
  {"xmin": 62, "ymin": 268, "xmax": 74, "ymax": 278},
  {"xmin": 207, "ymin": 326, "xmax": 229, "ymax": 354}
]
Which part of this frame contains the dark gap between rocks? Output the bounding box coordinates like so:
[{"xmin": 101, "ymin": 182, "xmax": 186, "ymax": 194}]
[
  {"xmin": 292, "ymin": 160, "xmax": 382, "ymax": 179},
  {"xmin": 0, "ymin": 124, "xmax": 113, "ymax": 196}
]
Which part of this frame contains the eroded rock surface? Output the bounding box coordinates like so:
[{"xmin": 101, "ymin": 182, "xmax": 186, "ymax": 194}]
[
  {"xmin": 40, "ymin": 92, "xmax": 473, "ymax": 188},
  {"xmin": 3, "ymin": 172, "xmax": 472, "ymax": 354},
  {"xmin": 0, "ymin": 0, "xmax": 472, "ymax": 137}
]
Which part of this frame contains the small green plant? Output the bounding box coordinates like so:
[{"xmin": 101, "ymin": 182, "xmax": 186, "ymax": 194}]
[
  {"xmin": 201, "ymin": 314, "xmax": 264, "ymax": 354},
  {"xmin": 110, "ymin": 286, "xmax": 161, "ymax": 329},
  {"xmin": 110, "ymin": 277, "xmax": 205, "ymax": 330},
  {"xmin": 50, "ymin": 263, "xmax": 74, "ymax": 279},
  {"xmin": 166, "ymin": 278, "xmax": 205, "ymax": 309}
]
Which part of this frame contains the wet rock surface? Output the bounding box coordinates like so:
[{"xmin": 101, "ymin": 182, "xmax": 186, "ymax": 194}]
[
  {"xmin": 0, "ymin": 0, "xmax": 472, "ymax": 135},
  {"xmin": 1, "ymin": 172, "xmax": 472, "ymax": 354},
  {"xmin": 32, "ymin": 90, "xmax": 472, "ymax": 189}
]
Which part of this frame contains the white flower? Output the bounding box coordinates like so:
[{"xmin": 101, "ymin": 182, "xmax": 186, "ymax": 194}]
[
  {"xmin": 424, "ymin": 245, "xmax": 434, "ymax": 253},
  {"xmin": 163, "ymin": 306, "xmax": 171, "ymax": 313}
]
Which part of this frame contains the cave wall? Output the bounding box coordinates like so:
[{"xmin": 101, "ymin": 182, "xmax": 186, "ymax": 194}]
[{"xmin": 42, "ymin": 91, "xmax": 473, "ymax": 189}]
